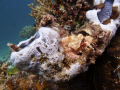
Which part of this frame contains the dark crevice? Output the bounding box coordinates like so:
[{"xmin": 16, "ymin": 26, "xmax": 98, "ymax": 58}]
[
  {"xmin": 77, "ymin": 52, "xmax": 82, "ymax": 55},
  {"xmin": 36, "ymin": 47, "xmax": 42, "ymax": 53},
  {"xmin": 19, "ymin": 36, "xmax": 36, "ymax": 48},
  {"xmin": 80, "ymin": 31, "xmax": 89, "ymax": 36}
]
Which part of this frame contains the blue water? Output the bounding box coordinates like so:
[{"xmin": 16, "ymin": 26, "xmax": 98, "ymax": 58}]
[{"xmin": 0, "ymin": 0, "xmax": 34, "ymax": 61}]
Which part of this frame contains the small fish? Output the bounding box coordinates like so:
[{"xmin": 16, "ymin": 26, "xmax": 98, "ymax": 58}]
[{"xmin": 98, "ymin": 0, "xmax": 114, "ymax": 23}]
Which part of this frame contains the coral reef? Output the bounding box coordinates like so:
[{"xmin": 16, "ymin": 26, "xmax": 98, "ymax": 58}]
[
  {"xmin": 3, "ymin": 71, "xmax": 49, "ymax": 90},
  {"xmin": 8, "ymin": 0, "xmax": 120, "ymax": 82},
  {"xmin": 3, "ymin": 0, "xmax": 120, "ymax": 89},
  {"xmin": 19, "ymin": 25, "xmax": 36, "ymax": 39},
  {"xmin": 28, "ymin": 0, "xmax": 91, "ymax": 30},
  {"xmin": 2, "ymin": 71, "xmax": 95, "ymax": 90},
  {"xmin": 28, "ymin": 0, "xmax": 55, "ymax": 29},
  {"xmin": 0, "ymin": 62, "xmax": 8, "ymax": 84}
]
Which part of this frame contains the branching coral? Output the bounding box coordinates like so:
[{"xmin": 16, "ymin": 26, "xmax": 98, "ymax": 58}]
[
  {"xmin": 28, "ymin": 0, "xmax": 91, "ymax": 30},
  {"xmin": 0, "ymin": 62, "xmax": 8, "ymax": 84},
  {"xmin": 54, "ymin": 0, "xmax": 91, "ymax": 24},
  {"xmin": 28, "ymin": 0, "xmax": 55, "ymax": 29},
  {"xmin": 3, "ymin": 71, "xmax": 59, "ymax": 90},
  {"xmin": 19, "ymin": 25, "xmax": 36, "ymax": 39},
  {"xmin": 39, "ymin": 14, "xmax": 56, "ymax": 27}
]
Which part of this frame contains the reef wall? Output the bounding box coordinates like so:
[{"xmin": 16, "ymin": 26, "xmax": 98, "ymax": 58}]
[{"xmin": 8, "ymin": 0, "xmax": 120, "ymax": 82}]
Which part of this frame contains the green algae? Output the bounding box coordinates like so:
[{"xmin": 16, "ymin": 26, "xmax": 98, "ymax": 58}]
[{"xmin": 6, "ymin": 65, "xmax": 19, "ymax": 75}]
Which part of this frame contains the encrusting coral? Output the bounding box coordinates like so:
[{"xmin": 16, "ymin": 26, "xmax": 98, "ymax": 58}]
[{"xmin": 7, "ymin": 0, "xmax": 120, "ymax": 83}]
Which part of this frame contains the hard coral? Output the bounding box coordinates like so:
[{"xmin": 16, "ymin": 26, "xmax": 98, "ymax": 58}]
[
  {"xmin": 20, "ymin": 25, "xmax": 36, "ymax": 39},
  {"xmin": 0, "ymin": 62, "xmax": 8, "ymax": 84},
  {"xmin": 28, "ymin": 0, "xmax": 91, "ymax": 30},
  {"xmin": 3, "ymin": 71, "xmax": 48, "ymax": 90},
  {"xmin": 28, "ymin": 0, "xmax": 54, "ymax": 30},
  {"xmin": 8, "ymin": 22, "xmax": 113, "ymax": 81},
  {"xmin": 39, "ymin": 14, "xmax": 56, "ymax": 27},
  {"xmin": 53, "ymin": 0, "xmax": 91, "ymax": 29}
]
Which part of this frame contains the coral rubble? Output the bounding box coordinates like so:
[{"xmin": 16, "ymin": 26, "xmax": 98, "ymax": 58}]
[{"xmin": 8, "ymin": 0, "xmax": 120, "ymax": 83}]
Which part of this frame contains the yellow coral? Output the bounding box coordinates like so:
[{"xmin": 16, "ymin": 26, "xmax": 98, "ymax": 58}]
[{"xmin": 28, "ymin": 0, "xmax": 55, "ymax": 29}]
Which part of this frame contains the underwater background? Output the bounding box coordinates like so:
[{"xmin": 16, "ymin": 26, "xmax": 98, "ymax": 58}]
[{"xmin": 0, "ymin": 0, "xmax": 34, "ymax": 62}]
